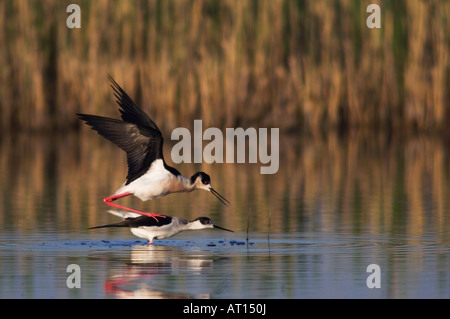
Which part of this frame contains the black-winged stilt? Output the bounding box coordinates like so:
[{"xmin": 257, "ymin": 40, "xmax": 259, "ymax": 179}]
[
  {"xmin": 77, "ymin": 76, "xmax": 230, "ymax": 221},
  {"xmin": 89, "ymin": 210, "xmax": 233, "ymax": 245}
]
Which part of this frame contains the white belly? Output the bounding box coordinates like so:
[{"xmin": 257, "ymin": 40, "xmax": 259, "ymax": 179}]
[
  {"xmin": 130, "ymin": 227, "xmax": 153, "ymax": 240},
  {"xmin": 114, "ymin": 159, "xmax": 190, "ymax": 201},
  {"xmin": 130, "ymin": 225, "xmax": 181, "ymax": 241}
]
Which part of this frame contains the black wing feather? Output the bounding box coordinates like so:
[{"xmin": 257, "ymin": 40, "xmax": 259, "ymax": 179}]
[
  {"xmin": 107, "ymin": 74, "xmax": 161, "ymax": 132},
  {"xmin": 77, "ymin": 113, "xmax": 164, "ymax": 184},
  {"xmin": 88, "ymin": 215, "xmax": 173, "ymax": 229},
  {"xmin": 77, "ymin": 76, "xmax": 180, "ymax": 184}
]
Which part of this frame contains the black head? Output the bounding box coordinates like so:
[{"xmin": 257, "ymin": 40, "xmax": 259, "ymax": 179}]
[
  {"xmin": 190, "ymin": 172, "xmax": 230, "ymax": 206},
  {"xmin": 194, "ymin": 216, "xmax": 213, "ymax": 226},
  {"xmin": 190, "ymin": 172, "xmax": 211, "ymax": 186},
  {"xmin": 191, "ymin": 217, "xmax": 234, "ymax": 232}
]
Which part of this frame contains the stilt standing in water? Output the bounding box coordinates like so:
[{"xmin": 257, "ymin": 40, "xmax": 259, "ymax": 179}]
[{"xmin": 89, "ymin": 210, "xmax": 233, "ymax": 245}]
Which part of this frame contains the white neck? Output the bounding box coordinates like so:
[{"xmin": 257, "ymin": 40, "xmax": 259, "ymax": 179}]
[{"xmin": 181, "ymin": 175, "xmax": 197, "ymax": 192}]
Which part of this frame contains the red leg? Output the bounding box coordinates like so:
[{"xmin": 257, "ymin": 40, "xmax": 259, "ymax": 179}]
[{"xmin": 103, "ymin": 192, "xmax": 166, "ymax": 221}]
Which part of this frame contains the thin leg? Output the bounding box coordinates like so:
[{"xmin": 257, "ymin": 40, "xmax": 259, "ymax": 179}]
[{"xmin": 103, "ymin": 192, "xmax": 166, "ymax": 221}]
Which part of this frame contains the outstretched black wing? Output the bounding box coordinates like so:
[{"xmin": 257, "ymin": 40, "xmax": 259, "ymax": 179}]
[
  {"xmin": 108, "ymin": 75, "xmax": 161, "ymax": 132},
  {"xmin": 77, "ymin": 76, "xmax": 167, "ymax": 185}
]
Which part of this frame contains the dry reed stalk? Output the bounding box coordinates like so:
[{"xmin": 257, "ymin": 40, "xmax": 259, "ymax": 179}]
[{"xmin": 0, "ymin": 0, "xmax": 449, "ymax": 133}]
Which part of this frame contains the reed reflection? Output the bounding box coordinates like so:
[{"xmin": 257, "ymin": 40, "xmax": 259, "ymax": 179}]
[{"xmin": 1, "ymin": 131, "xmax": 450, "ymax": 243}]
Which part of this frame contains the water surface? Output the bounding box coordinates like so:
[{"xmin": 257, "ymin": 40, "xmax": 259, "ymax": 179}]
[{"xmin": 1, "ymin": 132, "xmax": 449, "ymax": 298}]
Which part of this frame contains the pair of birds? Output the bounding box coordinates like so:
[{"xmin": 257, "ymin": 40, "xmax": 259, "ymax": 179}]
[{"xmin": 79, "ymin": 76, "xmax": 233, "ymax": 245}]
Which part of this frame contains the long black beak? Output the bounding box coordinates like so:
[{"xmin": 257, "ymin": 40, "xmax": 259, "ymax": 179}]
[
  {"xmin": 213, "ymin": 224, "xmax": 234, "ymax": 232},
  {"xmin": 210, "ymin": 187, "xmax": 230, "ymax": 206}
]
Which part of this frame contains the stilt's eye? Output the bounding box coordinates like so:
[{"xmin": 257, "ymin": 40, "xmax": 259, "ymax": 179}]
[
  {"xmin": 199, "ymin": 217, "xmax": 211, "ymax": 225},
  {"xmin": 202, "ymin": 180, "xmax": 210, "ymax": 185}
]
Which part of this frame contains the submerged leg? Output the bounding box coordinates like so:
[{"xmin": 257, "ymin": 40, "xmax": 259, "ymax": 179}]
[{"xmin": 103, "ymin": 192, "xmax": 166, "ymax": 221}]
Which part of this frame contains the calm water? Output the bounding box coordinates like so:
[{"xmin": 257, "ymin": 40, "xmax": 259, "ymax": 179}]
[{"xmin": 1, "ymin": 131, "xmax": 450, "ymax": 299}]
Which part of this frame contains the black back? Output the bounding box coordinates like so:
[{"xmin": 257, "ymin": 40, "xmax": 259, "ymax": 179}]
[
  {"xmin": 190, "ymin": 172, "xmax": 211, "ymax": 185},
  {"xmin": 126, "ymin": 215, "xmax": 173, "ymax": 228},
  {"xmin": 89, "ymin": 215, "xmax": 173, "ymax": 229}
]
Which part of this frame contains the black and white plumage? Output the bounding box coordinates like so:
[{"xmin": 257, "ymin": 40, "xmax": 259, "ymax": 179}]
[
  {"xmin": 77, "ymin": 76, "xmax": 229, "ymax": 220},
  {"xmin": 89, "ymin": 210, "xmax": 233, "ymax": 245}
]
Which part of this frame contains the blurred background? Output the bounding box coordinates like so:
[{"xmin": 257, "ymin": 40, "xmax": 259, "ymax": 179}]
[
  {"xmin": 1, "ymin": 0, "xmax": 450, "ymax": 299},
  {"xmin": 1, "ymin": 0, "xmax": 449, "ymax": 133},
  {"xmin": 0, "ymin": 0, "xmax": 449, "ymax": 237}
]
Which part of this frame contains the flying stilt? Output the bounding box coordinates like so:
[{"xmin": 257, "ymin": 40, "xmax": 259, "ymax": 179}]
[
  {"xmin": 89, "ymin": 210, "xmax": 233, "ymax": 245},
  {"xmin": 77, "ymin": 76, "xmax": 230, "ymax": 221}
]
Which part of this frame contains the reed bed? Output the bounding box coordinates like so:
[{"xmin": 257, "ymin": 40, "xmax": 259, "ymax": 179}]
[{"xmin": 0, "ymin": 0, "xmax": 449, "ymax": 133}]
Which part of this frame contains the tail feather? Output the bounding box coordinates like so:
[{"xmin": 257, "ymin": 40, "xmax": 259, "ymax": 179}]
[{"xmin": 88, "ymin": 220, "xmax": 130, "ymax": 230}]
